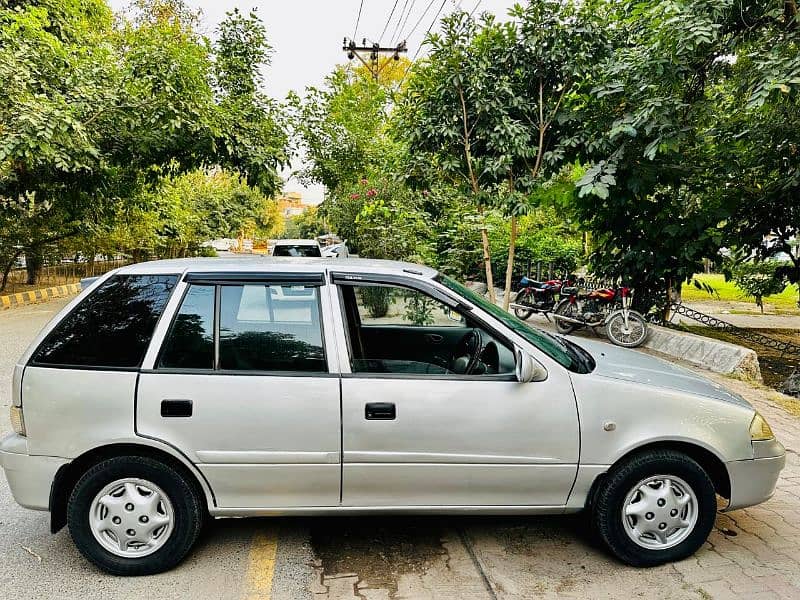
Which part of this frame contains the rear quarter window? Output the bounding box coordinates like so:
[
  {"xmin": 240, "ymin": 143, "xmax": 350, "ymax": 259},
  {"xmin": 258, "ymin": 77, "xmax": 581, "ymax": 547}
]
[{"xmin": 31, "ymin": 274, "xmax": 178, "ymax": 369}]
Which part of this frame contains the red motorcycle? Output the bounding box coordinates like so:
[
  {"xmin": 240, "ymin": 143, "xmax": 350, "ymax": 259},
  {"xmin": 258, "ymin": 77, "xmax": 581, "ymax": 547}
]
[
  {"xmin": 552, "ymin": 284, "xmax": 648, "ymax": 348},
  {"xmin": 511, "ymin": 275, "xmax": 574, "ymax": 320}
]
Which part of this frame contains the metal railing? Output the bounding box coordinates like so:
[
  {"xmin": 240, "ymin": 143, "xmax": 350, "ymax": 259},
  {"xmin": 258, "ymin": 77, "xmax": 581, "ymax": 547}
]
[
  {"xmin": 2, "ymin": 259, "xmax": 128, "ymax": 295},
  {"xmin": 666, "ymin": 302, "xmax": 800, "ymax": 357}
]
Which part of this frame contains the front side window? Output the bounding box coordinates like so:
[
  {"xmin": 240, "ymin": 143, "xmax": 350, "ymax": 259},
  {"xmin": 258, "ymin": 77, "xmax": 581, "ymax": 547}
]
[
  {"xmin": 355, "ymin": 286, "xmax": 465, "ymax": 328},
  {"xmin": 32, "ymin": 274, "xmax": 178, "ymax": 368},
  {"xmin": 158, "ymin": 285, "xmax": 215, "ymax": 369},
  {"xmin": 340, "ymin": 283, "xmax": 515, "ymax": 377},
  {"xmin": 219, "ymin": 284, "xmax": 326, "ymax": 372}
]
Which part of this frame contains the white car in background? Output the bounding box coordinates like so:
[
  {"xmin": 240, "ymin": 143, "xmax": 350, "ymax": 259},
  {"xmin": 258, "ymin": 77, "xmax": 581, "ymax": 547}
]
[
  {"xmin": 271, "ymin": 239, "xmax": 322, "ymax": 258},
  {"xmin": 321, "ymin": 241, "xmax": 350, "ymax": 259}
]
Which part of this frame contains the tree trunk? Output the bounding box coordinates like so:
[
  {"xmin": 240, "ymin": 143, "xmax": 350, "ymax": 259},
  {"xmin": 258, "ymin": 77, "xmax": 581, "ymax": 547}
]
[
  {"xmin": 0, "ymin": 254, "xmax": 19, "ymax": 293},
  {"xmin": 503, "ymin": 215, "xmax": 517, "ymax": 311},
  {"xmin": 477, "ymin": 207, "xmax": 496, "ymax": 303},
  {"xmin": 25, "ymin": 249, "xmax": 43, "ymax": 286}
]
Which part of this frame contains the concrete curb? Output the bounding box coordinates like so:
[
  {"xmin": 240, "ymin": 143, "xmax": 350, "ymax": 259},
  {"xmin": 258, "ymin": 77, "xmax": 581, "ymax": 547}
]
[
  {"xmin": 641, "ymin": 324, "xmax": 763, "ymax": 382},
  {"xmin": 0, "ymin": 283, "xmax": 81, "ymax": 310}
]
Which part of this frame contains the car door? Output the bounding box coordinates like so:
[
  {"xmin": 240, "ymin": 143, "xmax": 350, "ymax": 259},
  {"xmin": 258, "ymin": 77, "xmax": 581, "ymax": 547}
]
[
  {"xmin": 136, "ymin": 272, "xmax": 341, "ymax": 509},
  {"xmin": 333, "ymin": 275, "xmax": 580, "ymax": 507}
]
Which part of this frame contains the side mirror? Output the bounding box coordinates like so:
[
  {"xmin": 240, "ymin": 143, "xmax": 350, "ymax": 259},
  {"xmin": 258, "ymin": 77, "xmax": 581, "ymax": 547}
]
[{"xmin": 515, "ymin": 347, "xmax": 547, "ymax": 383}]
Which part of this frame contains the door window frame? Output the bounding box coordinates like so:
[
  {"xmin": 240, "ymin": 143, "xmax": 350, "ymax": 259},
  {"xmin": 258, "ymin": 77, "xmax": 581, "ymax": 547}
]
[
  {"xmin": 143, "ymin": 272, "xmax": 337, "ymax": 377},
  {"xmin": 331, "ymin": 273, "xmax": 517, "ymax": 381}
]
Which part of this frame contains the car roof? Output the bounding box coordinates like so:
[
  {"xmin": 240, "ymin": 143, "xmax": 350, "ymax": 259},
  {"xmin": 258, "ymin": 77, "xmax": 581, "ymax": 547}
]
[
  {"xmin": 114, "ymin": 256, "xmax": 439, "ymax": 279},
  {"xmin": 272, "ymin": 239, "xmax": 319, "ymax": 245}
]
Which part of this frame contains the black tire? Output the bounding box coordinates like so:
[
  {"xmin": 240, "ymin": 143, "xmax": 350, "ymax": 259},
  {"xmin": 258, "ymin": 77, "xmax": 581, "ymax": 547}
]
[
  {"xmin": 67, "ymin": 456, "xmax": 203, "ymax": 575},
  {"xmin": 593, "ymin": 449, "xmax": 717, "ymax": 567},
  {"xmin": 553, "ymin": 299, "xmax": 578, "ymax": 334},
  {"xmin": 513, "ymin": 291, "xmax": 534, "ymax": 320}
]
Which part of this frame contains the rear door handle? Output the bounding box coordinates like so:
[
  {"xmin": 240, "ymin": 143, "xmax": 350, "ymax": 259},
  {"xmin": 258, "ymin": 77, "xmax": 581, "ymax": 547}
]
[
  {"xmin": 365, "ymin": 402, "xmax": 396, "ymax": 420},
  {"xmin": 424, "ymin": 333, "xmax": 443, "ymax": 344},
  {"xmin": 161, "ymin": 399, "xmax": 193, "ymax": 418}
]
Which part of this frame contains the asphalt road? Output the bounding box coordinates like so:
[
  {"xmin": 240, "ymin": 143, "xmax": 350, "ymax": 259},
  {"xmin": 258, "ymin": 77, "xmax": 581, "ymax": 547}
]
[{"xmin": 1, "ymin": 298, "xmax": 799, "ymax": 600}]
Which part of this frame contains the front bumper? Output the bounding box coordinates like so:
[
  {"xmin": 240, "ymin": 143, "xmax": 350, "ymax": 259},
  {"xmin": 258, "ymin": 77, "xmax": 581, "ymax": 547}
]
[
  {"xmin": 0, "ymin": 433, "xmax": 68, "ymax": 511},
  {"xmin": 724, "ymin": 440, "xmax": 786, "ymax": 511}
]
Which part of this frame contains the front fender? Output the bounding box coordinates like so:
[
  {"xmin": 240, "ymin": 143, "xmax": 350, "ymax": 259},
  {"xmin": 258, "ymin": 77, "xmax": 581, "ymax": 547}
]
[{"xmin": 571, "ymin": 373, "xmax": 755, "ymax": 466}]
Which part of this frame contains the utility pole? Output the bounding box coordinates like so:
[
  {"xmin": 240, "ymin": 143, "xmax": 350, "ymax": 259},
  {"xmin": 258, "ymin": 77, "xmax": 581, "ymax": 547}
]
[{"xmin": 342, "ymin": 38, "xmax": 407, "ymax": 81}]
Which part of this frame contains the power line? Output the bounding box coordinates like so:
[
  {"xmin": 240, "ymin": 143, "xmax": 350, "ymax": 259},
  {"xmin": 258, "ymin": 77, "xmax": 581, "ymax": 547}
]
[
  {"xmin": 389, "ymin": 0, "xmax": 411, "ymax": 44},
  {"xmin": 469, "ymin": 0, "xmax": 482, "ymax": 16},
  {"xmin": 395, "ymin": 0, "xmax": 419, "ymax": 42},
  {"xmin": 379, "ymin": 0, "xmax": 401, "ymax": 42},
  {"xmin": 403, "ymin": 0, "xmax": 438, "ymax": 41},
  {"xmin": 352, "ymin": 0, "xmax": 364, "ymax": 41},
  {"xmin": 398, "ymin": 0, "xmax": 448, "ymax": 88},
  {"xmin": 414, "ymin": 0, "xmax": 447, "ymax": 60}
]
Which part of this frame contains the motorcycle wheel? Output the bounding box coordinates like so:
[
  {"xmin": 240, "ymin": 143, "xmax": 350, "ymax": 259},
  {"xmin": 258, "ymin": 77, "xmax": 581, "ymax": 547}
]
[
  {"xmin": 606, "ymin": 311, "xmax": 648, "ymax": 348},
  {"xmin": 514, "ymin": 291, "xmax": 535, "ymax": 320},
  {"xmin": 553, "ymin": 299, "xmax": 579, "ymax": 334}
]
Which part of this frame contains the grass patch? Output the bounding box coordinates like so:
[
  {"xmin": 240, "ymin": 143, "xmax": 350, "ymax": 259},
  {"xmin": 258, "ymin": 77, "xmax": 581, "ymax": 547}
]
[{"xmin": 681, "ymin": 273, "xmax": 800, "ymax": 312}]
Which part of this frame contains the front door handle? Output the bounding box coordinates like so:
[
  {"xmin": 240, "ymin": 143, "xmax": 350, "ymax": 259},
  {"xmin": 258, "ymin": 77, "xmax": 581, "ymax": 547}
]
[
  {"xmin": 365, "ymin": 402, "xmax": 396, "ymax": 420},
  {"xmin": 161, "ymin": 399, "xmax": 193, "ymax": 418},
  {"xmin": 424, "ymin": 333, "xmax": 444, "ymax": 344}
]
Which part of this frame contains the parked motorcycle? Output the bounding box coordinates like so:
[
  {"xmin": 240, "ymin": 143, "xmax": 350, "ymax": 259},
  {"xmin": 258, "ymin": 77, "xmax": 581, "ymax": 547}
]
[
  {"xmin": 552, "ymin": 284, "xmax": 648, "ymax": 348},
  {"xmin": 511, "ymin": 275, "xmax": 573, "ymax": 320}
]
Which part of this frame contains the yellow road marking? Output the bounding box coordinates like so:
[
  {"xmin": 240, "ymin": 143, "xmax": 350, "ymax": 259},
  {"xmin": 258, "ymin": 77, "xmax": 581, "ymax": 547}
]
[{"xmin": 244, "ymin": 528, "xmax": 278, "ymax": 600}]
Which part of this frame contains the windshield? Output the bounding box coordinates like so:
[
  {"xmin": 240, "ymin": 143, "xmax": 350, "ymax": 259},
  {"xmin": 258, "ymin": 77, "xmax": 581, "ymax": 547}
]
[
  {"xmin": 438, "ymin": 275, "xmax": 594, "ymax": 374},
  {"xmin": 273, "ymin": 244, "xmax": 321, "ymax": 257}
]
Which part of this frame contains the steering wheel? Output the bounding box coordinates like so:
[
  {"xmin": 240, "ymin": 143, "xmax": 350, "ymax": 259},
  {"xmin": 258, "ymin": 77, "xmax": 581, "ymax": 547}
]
[{"xmin": 450, "ymin": 328, "xmax": 486, "ymax": 375}]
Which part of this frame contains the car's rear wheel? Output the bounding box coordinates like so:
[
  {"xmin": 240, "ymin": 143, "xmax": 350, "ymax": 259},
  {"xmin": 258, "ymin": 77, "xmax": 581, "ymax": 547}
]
[
  {"xmin": 67, "ymin": 456, "xmax": 203, "ymax": 575},
  {"xmin": 592, "ymin": 449, "xmax": 717, "ymax": 567}
]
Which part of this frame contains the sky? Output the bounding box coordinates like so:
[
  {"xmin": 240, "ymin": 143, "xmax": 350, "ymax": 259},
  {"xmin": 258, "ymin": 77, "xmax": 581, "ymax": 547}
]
[{"xmin": 108, "ymin": 0, "xmax": 520, "ymax": 203}]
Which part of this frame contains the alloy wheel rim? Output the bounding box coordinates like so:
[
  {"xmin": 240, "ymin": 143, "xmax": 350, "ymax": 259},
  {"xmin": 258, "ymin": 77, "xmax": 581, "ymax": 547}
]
[
  {"xmin": 89, "ymin": 478, "xmax": 174, "ymax": 558},
  {"xmin": 621, "ymin": 474, "xmax": 698, "ymax": 550}
]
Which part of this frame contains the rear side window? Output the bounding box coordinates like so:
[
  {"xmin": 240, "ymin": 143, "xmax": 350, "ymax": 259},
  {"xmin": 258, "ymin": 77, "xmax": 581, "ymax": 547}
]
[
  {"xmin": 158, "ymin": 285, "xmax": 215, "ymax": 369},
  {"xmin": 219, "ymin": 284, "xmax": 326, "ymax": 372},
  {"xmin": 32, "ymin": 275, "xmax": 177, "ymax": 368}
]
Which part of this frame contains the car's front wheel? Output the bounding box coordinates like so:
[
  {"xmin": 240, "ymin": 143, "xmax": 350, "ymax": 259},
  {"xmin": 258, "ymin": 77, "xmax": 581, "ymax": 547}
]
[
  {"xmin": 67, "ymin": 456, "xmax": 203, "ymax": 575},
  {"xmin": 593, "ymin": 449, "xmax": 717, "ymax": 567}
]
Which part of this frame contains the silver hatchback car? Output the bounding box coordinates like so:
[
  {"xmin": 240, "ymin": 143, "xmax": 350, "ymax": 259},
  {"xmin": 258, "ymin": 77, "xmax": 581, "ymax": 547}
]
[{"xmin": 1, "ymin": 258, "xmax": 785, "ymax": 575}]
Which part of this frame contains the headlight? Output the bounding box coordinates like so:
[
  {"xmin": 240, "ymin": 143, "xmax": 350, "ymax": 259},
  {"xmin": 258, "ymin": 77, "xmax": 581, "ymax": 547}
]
[
  {"xmin": 9, "ymin": 405, "xmax": 25, "ymax": 436},
  {"xmin": 749, "ymin": 411, "xmax": 774, "ymax": 441}
]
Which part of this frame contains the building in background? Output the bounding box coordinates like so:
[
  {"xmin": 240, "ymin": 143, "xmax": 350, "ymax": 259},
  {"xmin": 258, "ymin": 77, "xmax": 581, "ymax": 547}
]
[{"xmin": 277, "ymin": 192, "xmax": 308, "ymax": 218}]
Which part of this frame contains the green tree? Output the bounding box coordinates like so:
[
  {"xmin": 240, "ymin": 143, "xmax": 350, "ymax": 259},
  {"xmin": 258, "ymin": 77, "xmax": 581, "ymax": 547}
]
[
  {"xmin": 729, "ymin": 261, "xmax": 788, "ymax": 313},
  {"xmin": 0, "ymin": 0, "xmax": 288, "ymax": 285},
  {"xmin": 289, "ymin": 66, "xmax": 393, "ymax": 193},
  {"xmin": 574, "ymin": 0, "xmax": 800, "ymax": 313},
  {"xmin": 395, "ymin": 12, "xmax": 512, "ymax": 302}
]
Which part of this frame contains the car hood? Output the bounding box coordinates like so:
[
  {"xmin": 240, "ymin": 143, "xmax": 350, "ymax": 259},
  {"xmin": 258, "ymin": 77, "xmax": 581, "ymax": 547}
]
[{"xmin": 572, "ymin": 338, "xmax": 752, "ymax": 409}]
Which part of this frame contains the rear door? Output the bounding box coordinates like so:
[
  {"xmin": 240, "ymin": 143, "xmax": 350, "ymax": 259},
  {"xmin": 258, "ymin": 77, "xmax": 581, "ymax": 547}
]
[{"xmin": 136, "ymin": 272, "xmax": 341, "ymax": 509}]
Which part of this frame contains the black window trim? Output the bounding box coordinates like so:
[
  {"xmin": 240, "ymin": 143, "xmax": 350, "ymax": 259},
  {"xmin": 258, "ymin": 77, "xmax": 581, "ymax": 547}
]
[
  {"xmin": 184, "ymin": 272, "xmax": 324, "ymax": 286},
  {"xmin": 155, "ymin": 278, "xmax": 330, "ymax": 375},
  {"xmin": 332, "ymin": 275, "xmax": 517, "ymax": 381},
  {"xmin": 28, "ymin": 273, "xmax": 180, "ymax": 371}
]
